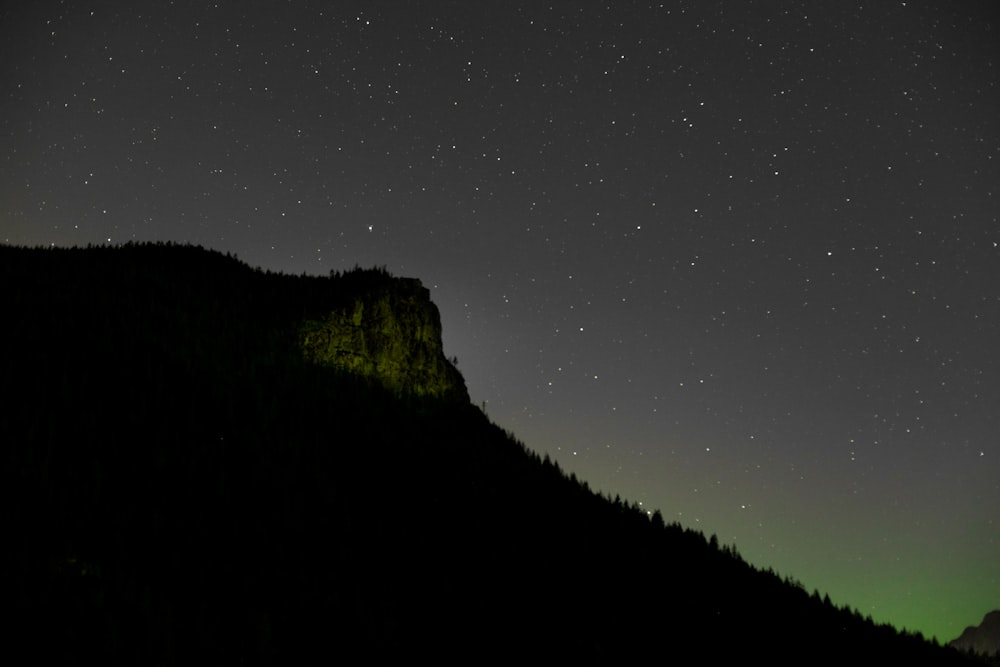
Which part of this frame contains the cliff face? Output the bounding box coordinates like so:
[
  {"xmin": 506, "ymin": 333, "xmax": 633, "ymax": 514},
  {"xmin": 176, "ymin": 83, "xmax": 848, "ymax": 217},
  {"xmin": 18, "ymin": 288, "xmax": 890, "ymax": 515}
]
[
  {"xmin": 949, "ymin": 610, "xmax": 1000, "ymax": 657},
  {"xmin": 300, "ymin": 276, "xmax": 469, "ymax": 402}
]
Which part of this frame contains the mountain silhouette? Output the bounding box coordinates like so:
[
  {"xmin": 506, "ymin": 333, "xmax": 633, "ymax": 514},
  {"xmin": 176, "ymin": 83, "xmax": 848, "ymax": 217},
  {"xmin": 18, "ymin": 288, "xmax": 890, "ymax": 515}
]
[
  {"xmin": 1, "ymin": 242, "xmax": 985, "ymax": 664},
  {"xmin": 951, "ymin": 611, "xmax": 1000, "ymax": 658}
]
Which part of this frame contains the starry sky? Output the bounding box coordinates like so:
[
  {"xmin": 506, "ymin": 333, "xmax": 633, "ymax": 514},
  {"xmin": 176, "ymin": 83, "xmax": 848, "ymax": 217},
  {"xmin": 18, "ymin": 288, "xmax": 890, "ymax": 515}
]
[{"xmin": 3, "ymin": 0, "xmax": 998, "ymax": 643}]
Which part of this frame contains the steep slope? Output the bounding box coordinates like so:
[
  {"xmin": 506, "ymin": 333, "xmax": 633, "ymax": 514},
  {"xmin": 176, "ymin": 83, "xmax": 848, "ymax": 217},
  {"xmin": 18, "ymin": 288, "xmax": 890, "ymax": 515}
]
[{"xmin": 1, "ymin": 243, "xmax": 983, "ymax": 664}]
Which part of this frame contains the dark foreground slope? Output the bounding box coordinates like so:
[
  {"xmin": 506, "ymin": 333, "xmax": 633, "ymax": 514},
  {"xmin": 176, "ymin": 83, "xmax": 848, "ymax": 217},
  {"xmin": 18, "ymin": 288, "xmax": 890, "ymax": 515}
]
[{"xmin": 1, "ymin": 244, "xmax": 979, "ymax": 664}]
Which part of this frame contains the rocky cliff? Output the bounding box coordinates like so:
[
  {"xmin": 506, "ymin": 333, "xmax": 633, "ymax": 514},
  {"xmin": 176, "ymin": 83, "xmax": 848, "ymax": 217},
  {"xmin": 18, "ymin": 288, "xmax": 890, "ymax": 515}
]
[
  {"xmin": 300, "ymin": 275, "xmax": 469, "ymax": 402},
  {"xmin": 949, "ymin": 610, "xmax": 1000, "ymax": 657}
]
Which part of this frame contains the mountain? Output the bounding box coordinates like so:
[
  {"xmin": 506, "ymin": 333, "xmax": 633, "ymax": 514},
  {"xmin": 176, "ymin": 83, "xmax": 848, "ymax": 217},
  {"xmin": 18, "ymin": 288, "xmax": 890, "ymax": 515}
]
[
  {"xmin": 1, "ymin": 243, "xmax": 985, "ymax": 664},
  {"xmin": 951, "ymin": 611, "xmax": 1000, "ymax": 658}
]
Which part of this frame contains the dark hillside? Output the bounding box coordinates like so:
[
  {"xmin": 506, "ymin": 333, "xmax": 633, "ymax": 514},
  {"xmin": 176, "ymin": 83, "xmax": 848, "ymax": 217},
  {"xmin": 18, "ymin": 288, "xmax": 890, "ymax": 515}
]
[{"xmin": 1, "ymin": 243, "xmax": 982, "ymax": 663}]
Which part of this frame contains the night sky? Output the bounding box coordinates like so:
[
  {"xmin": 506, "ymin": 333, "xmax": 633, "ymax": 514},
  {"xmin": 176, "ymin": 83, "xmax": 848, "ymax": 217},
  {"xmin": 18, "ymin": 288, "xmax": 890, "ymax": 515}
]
[{"xmin": 3, "ymin": 0, "xmax": 998, "ymax": 642}]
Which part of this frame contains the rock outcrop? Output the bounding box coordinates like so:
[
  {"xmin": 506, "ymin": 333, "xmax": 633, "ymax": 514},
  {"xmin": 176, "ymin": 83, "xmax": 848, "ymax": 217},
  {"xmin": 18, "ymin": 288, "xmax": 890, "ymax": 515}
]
[
  {"xmin": 949, "ymin": 610, "xmax": 1000, "ymax": 657},
  {"xmin": 300, "ymin": 276, "xmax": 469, "ymax": 402}
]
